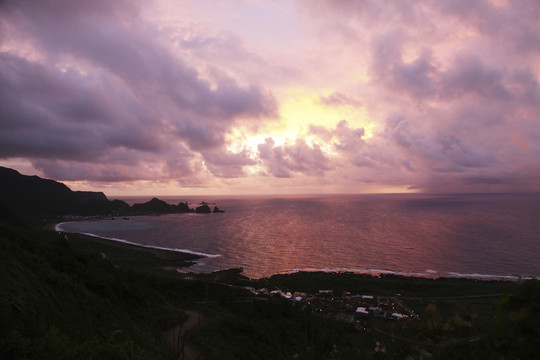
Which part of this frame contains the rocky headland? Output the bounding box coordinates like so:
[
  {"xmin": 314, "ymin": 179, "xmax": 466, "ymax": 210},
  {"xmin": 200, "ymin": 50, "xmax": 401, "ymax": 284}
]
[
  {"xmin": 0, "ymin": 166, "xmax": 224, "ymax": 226},
  {"xmin": 131, "ymin": 198, "xmax": 224, "ymax": 215}
]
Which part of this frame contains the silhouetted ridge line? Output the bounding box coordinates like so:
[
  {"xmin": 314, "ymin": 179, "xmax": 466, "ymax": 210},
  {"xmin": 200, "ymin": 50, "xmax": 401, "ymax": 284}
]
[{"xmin": 0, "ymin": 166, "xmax": 224, "ymax": 226}]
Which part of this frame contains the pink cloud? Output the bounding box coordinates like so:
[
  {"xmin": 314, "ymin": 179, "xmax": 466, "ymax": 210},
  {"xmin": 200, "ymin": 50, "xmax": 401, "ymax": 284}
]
[
  {"xmin": 319, "ymin": 92, "xmax": 362, "ymax": 107},
  {"xmin": 0, "ymin": 0, "xmax": 277, "ymax": 185},
  {"xmin": 298, "ymin": 0, "xmax": 540, "ymax": 192},
  {"xmin": 257, "ymin": 138, "xmax": 332, "ymax": 178},
  {"xmin": 1, "ymin": 0, "xmax": 539, "ymax": 193}
]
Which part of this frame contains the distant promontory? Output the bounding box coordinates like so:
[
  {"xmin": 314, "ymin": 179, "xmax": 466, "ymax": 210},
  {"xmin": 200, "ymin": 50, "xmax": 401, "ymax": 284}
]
[
  {"xmin": 0, "ymin": 166, "xmax": 224, "ymax": 226},
  {"xmin": 130, "ymin": 198, "xmax": 225, "ymax": 215}
]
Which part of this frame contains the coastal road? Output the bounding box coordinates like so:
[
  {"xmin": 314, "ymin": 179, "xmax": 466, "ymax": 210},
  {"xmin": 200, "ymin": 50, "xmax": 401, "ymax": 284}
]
[{"xmin": 162, "ymin": 310, "xmax": 202, "ymax": 360}]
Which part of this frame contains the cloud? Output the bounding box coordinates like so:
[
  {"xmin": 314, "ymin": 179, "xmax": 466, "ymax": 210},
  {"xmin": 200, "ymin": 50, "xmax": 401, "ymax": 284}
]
[
  {"xmin": 177, "ymin": 31, "xmax": 301, "ymax": 87},
  {"xmin": 309, "ymin": 120, "xmax": 365, "ymax": 152},
  {"xmin": 201, "ymin": 147, "xmax": 257, "ymax": 178},
  {"xmin": 1, "ymin": 0, "xmax": 540, "ymax": 193},
  {"xmin": 441, "ymin": 55, "xmax": 509, "ymax": 100},
  {"xmin": 0, "ymin": 53, "xmax": 159, "ymax": 159},
  {"xmin": 257, "ymin": 137, "xmax": 332, "ymax": 178},
  {"xmin": 0, "ymin": 0, "xmax": 277, "ymax": 184},
  {"xmin": 433, "ymin": 0, "xmax": 540, "ymax": 55},
  {"xmin": 319, "ymin": 91, "xmax": 362, "ymax": 107},
  {"xmin": 297, "ymin": 0, "xmax": 540, "ymax": 192}
]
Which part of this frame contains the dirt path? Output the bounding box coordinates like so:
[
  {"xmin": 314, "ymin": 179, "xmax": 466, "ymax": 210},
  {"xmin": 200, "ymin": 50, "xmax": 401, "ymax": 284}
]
[{"xmin": 162, "ymin": 310, "xmax": 202, "ymax": 360}]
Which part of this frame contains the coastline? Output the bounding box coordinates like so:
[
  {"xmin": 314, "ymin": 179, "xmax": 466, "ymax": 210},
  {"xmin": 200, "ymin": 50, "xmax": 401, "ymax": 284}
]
[
  {"xmin": 53, "ymin": 223, "xmax": 207, "ymax": 273},
  {"xmin": 5, "ymin": 218, "xmax": 537, "ymax": 359},
  {"xmin": 279, "ymin": 267, "xmax": 538, "ymax": 282},
  {"xmin": 55, "ymin": 221, "xmax": 221, "ymax": 259},
  {"xmin": 49, "ymin": 193, "xmax": 540, "ymax": 283},
  {"xmin": 55, "ymin": 221, "xmax": 536, "ymax": 282}
]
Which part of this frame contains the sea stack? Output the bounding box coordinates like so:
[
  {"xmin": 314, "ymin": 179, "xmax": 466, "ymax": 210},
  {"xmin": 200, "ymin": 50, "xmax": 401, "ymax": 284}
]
[{"xmin": 195, "ymin": 204, "xmax": 211, "ymax": 213}]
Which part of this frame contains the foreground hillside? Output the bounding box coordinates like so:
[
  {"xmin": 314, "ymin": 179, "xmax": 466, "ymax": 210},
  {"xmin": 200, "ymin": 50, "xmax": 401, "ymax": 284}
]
[
  {"xmin": 0, "ymin": 224, "xmax": 351, "ymax": 359},
  {"xmin": 2, "ymin": 223, "xmax": 540, "ymax": 359},
  {"xmin": 1, "ymin": 166, "xmax": 539, "ymax": 358}
]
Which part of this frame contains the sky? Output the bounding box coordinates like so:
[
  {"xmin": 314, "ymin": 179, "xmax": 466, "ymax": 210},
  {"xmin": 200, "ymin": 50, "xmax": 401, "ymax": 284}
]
[{"xmin": 1, "ymin": 0, "xmax": 539, "ymax": 196}]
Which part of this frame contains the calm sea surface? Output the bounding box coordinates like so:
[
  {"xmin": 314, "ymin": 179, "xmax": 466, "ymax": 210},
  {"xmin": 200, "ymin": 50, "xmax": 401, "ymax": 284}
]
[{"xmin": 57, "ymin": 194, "xmax": 540, "ymax": 280}]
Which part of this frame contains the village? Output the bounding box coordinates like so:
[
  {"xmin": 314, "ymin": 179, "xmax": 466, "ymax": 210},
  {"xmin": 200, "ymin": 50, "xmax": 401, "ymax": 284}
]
[{"xmin": 244, "ymin": 286, "xmax": 420, "ymax": 324}]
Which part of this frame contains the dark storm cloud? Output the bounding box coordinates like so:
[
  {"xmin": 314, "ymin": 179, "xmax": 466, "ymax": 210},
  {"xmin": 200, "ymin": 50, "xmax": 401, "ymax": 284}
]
[
  {"xmin": 0, "ymin": 50, "xmax": 160, "ymax": 160},
  {"xmin": 0, "ymin": 0, "xmax": 278, "ymax": 126},
  {"xmin": 0, "ymin": 53, "xmax": 160, "ymax": 160},
  {"xmin": 0, "ymin": 0, "xmax": 277, "ymax": 182}
]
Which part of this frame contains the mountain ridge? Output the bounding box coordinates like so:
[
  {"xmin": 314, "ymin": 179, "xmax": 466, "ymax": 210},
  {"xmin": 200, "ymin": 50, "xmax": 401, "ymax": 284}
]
[{"xmin": 0, "ymin": 166, "xmax": 221, "ymax": 226}]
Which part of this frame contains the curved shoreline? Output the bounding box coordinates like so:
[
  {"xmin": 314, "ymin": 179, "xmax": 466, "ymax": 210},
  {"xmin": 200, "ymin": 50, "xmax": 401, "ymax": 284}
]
[
  {"xmin": 54, "ymin": 222, "xmax": 221, "ymax": 259},
  {"xmin": 281, "ymin": 267, "xmax": 539, "ymax": 282},
  {"xmin": 54, "ymin": 222, "xmax": 538, "ymax": 282}
]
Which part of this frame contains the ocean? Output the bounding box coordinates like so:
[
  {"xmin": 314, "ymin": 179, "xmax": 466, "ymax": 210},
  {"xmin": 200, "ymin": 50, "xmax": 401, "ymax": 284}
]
[{"xmin": 56, "ymin": 193, "xmax": 540, "ymax": 280}]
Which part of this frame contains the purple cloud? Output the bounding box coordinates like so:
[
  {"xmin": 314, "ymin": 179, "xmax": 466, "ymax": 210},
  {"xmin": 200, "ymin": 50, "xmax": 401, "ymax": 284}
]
[
  {"xmin": 1, "ymin": 0, "xmax": 540, "ymax": 193},
  {"xmin": 0, "ymin": 53, "xmax": 159, "ymax": 160},
  {"xmin": 319, "ymin": 92, "xmax": 362, "ymax": 107},
  {"xmin": 301, "ymin": 0, "xmax": 540, "ymax": 192},
  {"xmin": 201, "ymin": 148, "xmax": 257, "ymax": 178},
  {"xmin": 309, "ymin": 120, "xmax": 365, "ymax": 152},
  {"xmin": 0, "ymin": 0, "xmax": 277, "ymax": 184},
  {"xmin": 257, "ymin": 138, "xmax": 332, "ymax": 178}
]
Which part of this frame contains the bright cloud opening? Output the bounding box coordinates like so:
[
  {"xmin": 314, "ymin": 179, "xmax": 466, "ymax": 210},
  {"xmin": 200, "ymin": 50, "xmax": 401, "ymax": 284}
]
[{"xmin": 1, "ymin": 0, "xmax": 539, "ymax": 195}]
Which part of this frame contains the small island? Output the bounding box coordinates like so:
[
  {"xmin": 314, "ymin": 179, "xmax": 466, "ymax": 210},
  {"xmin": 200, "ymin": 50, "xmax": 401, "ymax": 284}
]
[{"xmin": 130, "ymin": 197, "xmax": 225, "ymax": 215}]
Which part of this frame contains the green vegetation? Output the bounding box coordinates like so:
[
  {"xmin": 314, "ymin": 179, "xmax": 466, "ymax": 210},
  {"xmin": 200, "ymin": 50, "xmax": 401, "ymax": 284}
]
[
  {"xmin": 0, "ymin": 224, "xmax": 249, "ymax": 359},
  {"xmin": 1, "ymin": 223, "xmax": 539, "ymax": 359},
  {"xmin": 2, "ymin": 167, "xmax": 539, "ymax": 358},
  {"xmin": 249, "ymin": 271, "xmax": 516, "ymax": 298}
]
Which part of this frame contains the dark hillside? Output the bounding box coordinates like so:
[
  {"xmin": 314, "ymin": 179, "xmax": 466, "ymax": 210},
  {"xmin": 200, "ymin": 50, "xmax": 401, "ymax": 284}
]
[
  {"xmin": 0, "ymin": 166, "xmax": 128, "ymax": 224},
  {"xmin": 0, "ymin": 199, "xmax": 26, "ymax": 227},
  {"xmin": 0, "ymin": 167, "xmax": 197, "ymax": 225},
  {"xmin": 0, "ymin": 225, "xmax": 226, "ymax": 359},
  {"xmin": 1, "ymin": 167, "xmax": 538, "ymax": 359}
]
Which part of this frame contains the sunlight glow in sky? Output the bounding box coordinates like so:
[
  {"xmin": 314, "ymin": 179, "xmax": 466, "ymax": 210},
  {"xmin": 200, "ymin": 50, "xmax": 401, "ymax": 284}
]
[{"xmin": 1, "ymin": 0, "xmax": 539, "ymax": 196}]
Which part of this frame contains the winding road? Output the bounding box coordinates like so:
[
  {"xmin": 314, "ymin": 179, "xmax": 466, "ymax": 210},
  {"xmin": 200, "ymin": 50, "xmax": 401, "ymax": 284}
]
[{"xmin": 162, "ymin": 310, "xmax": 202, "ymax": 360}]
